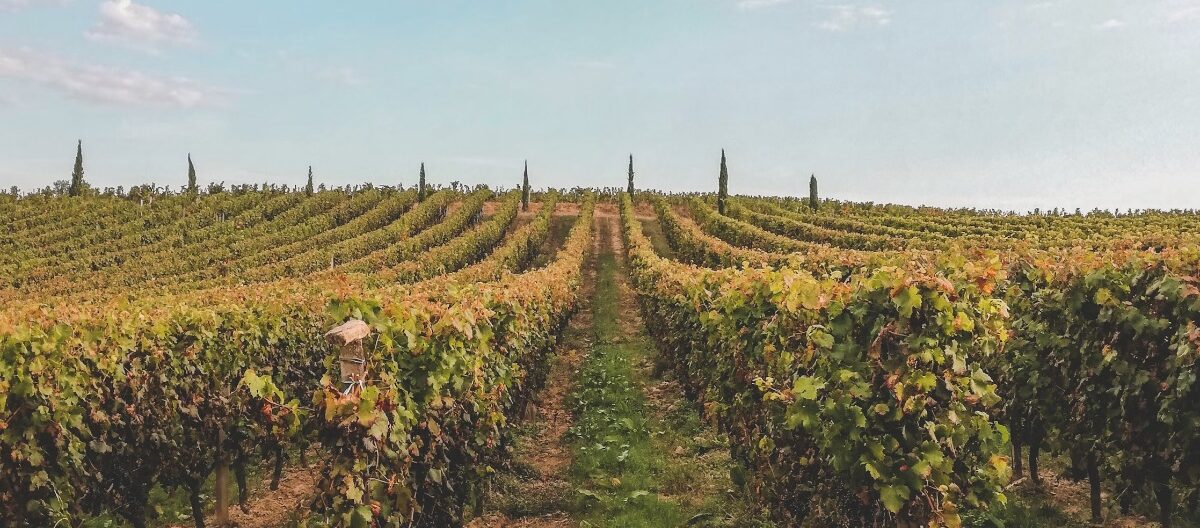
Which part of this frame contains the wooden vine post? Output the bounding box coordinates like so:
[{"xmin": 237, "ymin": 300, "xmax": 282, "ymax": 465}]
[
  {"xmin": 326, "ymin": 319, "xmax": 371, "ymax": 388},
  {"xmin": 214, "ymin": 383, "xmax": 231, "ymax": 525},
  {"xmin": 214, "ymin": 427, "xmax": 229, "ymax": 525}
]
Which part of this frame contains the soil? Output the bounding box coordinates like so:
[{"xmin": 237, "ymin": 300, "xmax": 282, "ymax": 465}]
[
  {"xmin": 1010, "ymin": 466, "xmax": 1161, "ymax": 527},
  {"xmin": 163, "ymin": 451, "xmax": 320, "ymax": 528}
]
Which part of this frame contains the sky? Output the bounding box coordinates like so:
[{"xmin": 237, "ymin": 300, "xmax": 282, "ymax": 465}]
[{"xmin": 1, "ymin": 1, "xmax": 1198, "ymax": 211}]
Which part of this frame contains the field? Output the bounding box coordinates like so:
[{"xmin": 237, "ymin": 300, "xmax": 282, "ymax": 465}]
[{"xmin": 2, "ymin": 186, "xmax": 1200, "ymax": 528}]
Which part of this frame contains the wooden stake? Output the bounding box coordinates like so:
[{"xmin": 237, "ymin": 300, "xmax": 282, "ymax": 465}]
[
  {"xmin": 1088, "ymin": 452, "xmax": 1102, "ymax": 524},
  {"xmin": 214, "ymin": 426, "xmax": 230, "ymax": 525}
]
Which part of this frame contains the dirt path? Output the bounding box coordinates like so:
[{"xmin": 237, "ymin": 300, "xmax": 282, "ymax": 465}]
[
  {"xmin": 215, "ymin": 460, "xmax": 319, "ymax": 528},
  {"xmin": 466, "ymin": 213, "xmax": 605, "ymax": 528},
  {"xmin": 158, "ymin": 451, "xmax": 319, "ymax": 528},
  {"xmin": 1004, "ymin": 459, "xmax": 1171, "ymax": 528}
]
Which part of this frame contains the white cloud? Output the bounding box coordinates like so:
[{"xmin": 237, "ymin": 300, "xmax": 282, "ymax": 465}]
[
  {"xmin": 0, "ymin": 47, "xmax": 224, "ymax": 107},
  {"xmin": 819, "ymin": 5, "xmax": 892, "ymax": 31},
  {"xmin": 737, "ymin": 0, "xmax": 792, "ymax": 10},
  {"xmin": 1094, "ymin": 18, "xmax": 1125, "ymax": 30},
  {"xmin": 0, "ymin": 0, "xmax": 66, "ymax": 12},
  {"xmin": 85, "ymin": 0, "xmax": 197, "ymax": 51},
  {"xmin": 1169, "ymin": 6, "xmax": 1200, "ymax": 23}
]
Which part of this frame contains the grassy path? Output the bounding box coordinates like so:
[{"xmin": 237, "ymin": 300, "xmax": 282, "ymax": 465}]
[{"xmin": 475, "ymin": 211, "xmax": 769, "ymax": 527}]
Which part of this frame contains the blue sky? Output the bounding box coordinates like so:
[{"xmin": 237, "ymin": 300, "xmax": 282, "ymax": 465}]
[{"xmin": 1, "ymin": 1, "xmax": 1198, "ymax": 210}]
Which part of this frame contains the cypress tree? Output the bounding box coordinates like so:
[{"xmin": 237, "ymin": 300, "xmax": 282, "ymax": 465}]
[
  {"xmin": 808, "ymin": 174, "xmax": 818, "ymax": 211},
  {"xmin": 69, "ymin": 140, "xmax": 85, "ymax": 197},
  {"xmin": 717, "ymin": 149, "xmax": 729, "ymax": 215},
  {"xmin": 627, "ymin": 154, "xmax": 635, "ymax": 197},
  {"xmin": 418, "ymin": 163, "xmax": 427, "ymax": 202},
  {"xmin": 305, "ymin": 166, "xmax": 314, "ymax": 196},
  {"xmin": 187, "ymin": 154, "xmax": 198, "ymax": 194},
  {"xmin": 522, "ymin": 160, "xmax": 530, "ymax": 211}
]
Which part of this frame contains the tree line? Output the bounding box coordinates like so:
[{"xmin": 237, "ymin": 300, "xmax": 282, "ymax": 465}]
[{"xmin": 19, "ymin": 141, "xmax": 836, "ymax": 213}]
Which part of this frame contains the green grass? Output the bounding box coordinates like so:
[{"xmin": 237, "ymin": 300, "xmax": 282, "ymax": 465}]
[
  {"xmin": 637, "ymin": 217, "xmax": 675, "ymax": 260},
  {"xmin": 529, "ymin": 214, "xmax": 578, "ymax": 268},
  {"xmin": 963, "ymin": 496, "xmax": 1088, "ymax": 528},
  {"xmin": 566, "ymin": 251, "xmax": 685, "ymax": 526}
]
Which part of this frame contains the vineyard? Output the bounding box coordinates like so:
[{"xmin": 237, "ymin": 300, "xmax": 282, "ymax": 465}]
[{"xmin": 2, "ymin": 184, "xmax": 1200, "ymax": 528}]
